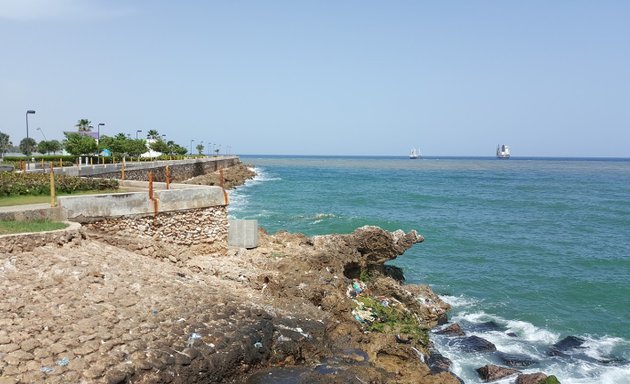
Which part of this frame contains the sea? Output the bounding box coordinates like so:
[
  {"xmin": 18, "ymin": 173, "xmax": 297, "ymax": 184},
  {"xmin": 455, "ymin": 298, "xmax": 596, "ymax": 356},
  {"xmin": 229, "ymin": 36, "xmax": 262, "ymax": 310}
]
[{"xmin": 228, "ymin": 155, "xmax": 630, "ymax": 384}]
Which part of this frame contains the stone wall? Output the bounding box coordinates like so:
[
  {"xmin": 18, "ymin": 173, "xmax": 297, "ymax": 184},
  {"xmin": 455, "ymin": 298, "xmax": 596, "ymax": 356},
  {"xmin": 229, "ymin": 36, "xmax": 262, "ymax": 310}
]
[
  {"xmin": 80, "ymin": 206, "xmax": 228, "ymax": 265},
  {"xmin": 79, "ymin": 158, "xmax": 239, "ymax": 182},
  {"xmin": 0, "ymin": 222, "xmax": 82, "ymax": 253}
]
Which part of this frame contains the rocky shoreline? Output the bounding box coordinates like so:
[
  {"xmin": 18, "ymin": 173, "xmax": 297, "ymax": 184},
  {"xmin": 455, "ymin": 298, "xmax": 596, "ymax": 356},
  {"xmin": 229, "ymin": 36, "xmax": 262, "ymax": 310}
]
[{"xmin": 0, "ymin": 163, "xmax": 560, "ymax": 384}]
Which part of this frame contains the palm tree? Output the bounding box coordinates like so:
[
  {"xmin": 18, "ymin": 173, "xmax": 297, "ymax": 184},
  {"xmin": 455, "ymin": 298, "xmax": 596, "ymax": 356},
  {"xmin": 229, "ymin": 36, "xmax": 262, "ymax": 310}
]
[
  {"xmin": 75, "ymin": 119, "xmax": 92, "ymax": 132},
  {"xmin": 146, "ymin": 129, "xmax": 160, "ymax": 140}
]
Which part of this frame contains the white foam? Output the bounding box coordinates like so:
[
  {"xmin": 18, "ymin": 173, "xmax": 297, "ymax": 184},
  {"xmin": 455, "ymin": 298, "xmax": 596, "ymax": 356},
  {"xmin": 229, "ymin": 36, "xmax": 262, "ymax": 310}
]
[
  {"xmin": 582, "ymin": 335, "xmax": 629, "ymax": 361},
  {"xmin": 440, "ymin": 294, "xmax": 480, "ymax": 308}
]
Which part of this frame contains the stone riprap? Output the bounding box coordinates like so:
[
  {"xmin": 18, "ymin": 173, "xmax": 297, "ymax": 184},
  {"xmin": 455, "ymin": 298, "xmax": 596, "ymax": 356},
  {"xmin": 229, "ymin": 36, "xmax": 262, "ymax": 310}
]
[{"xmin": 81, "ymin": 206, "xmax": 229, "ymax": 262}]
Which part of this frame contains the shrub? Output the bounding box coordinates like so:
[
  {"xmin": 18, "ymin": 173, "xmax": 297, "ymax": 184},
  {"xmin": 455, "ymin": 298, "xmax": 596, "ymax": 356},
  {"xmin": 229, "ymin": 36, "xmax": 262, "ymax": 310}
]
[{"xmin": 0, "ymin": 172, "xmax": 118, "ymax": 196}]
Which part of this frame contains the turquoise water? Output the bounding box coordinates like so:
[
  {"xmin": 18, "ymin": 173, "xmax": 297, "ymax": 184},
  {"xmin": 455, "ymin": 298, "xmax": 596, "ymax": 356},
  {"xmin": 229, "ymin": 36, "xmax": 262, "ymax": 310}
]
[{"xmin": 229, "ymin": 156, "xmax": 630, "ymax": 383}]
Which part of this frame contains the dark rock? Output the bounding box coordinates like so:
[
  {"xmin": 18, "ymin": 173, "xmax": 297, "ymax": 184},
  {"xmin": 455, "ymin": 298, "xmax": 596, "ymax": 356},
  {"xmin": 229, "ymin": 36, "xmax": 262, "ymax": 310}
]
[
  {"xmin": 437, "ymin": 313, "xmax": 449, "ymax": 325},
  {"xmin": 470, "ymin": 320, "xmax": 502, "ymax": 332},
  {"xmin": 427, "ymin": 350, "xmax": 452, "ymax": 373},
  {"xmin": 506, "ymin": 332, "xmax": 518, "ymax": 337},
  {"xmin": 548, "ymin": 336, "xmax": 585, "ymax": 356},
  {"xmin": 384, "ymin": 265, "xmax": 405, "ymax": 281},
  {"xmin": 451, "ymin": 335, "xmax": 497, "ymax": 352},
  {"xmin": 497, "ymin": 351, "xmax": 538, "ymax": 367},
  {"xmin": 476, "ymin": 364, "xmax": 520, "ymax": 381},
  {"xmin": 435, "ymin": 323, "xmax": 465, "ymax": 336},
  {"xmin": 516, "ymin": 372, "xmax": 548, "ymax": 384}
]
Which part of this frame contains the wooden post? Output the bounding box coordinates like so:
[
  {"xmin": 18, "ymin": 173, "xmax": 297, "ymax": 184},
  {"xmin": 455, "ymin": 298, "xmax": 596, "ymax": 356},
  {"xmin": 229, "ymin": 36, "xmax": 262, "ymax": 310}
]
[
  {"xmin": 121, "ymin": 161, "xmax": 125, "ymax": 180},
  {"xmin": 49, "ymin": 163, "xmax": 56, "ymax": 207},
  {"xmin": 59, "ymin": 158, "xmax": 62, "ymax": 168},
  {"xmin": 41, "ymin": 159, "xmax": 44, "ymax": 169}
]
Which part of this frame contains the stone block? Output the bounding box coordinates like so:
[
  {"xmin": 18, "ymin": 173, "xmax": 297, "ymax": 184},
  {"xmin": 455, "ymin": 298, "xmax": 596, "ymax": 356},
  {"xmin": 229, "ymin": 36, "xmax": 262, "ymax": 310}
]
[{"xmin": 228, "ymin": 220, "xmax": 258, "ymax": 249}]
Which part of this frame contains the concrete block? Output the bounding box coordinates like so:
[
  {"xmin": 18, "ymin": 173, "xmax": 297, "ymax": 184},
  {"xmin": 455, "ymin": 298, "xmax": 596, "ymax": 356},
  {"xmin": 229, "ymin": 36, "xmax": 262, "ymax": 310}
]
[{"xmin": 228, "ymin": 219, "xmax": 258, "ymax": 249}]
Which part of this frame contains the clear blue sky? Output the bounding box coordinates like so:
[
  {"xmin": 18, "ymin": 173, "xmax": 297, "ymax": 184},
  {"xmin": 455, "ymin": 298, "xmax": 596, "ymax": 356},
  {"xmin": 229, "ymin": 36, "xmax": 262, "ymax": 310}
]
[{"xmin": 1, "ymin": 0, "xmax": 629, "ymax": 157}]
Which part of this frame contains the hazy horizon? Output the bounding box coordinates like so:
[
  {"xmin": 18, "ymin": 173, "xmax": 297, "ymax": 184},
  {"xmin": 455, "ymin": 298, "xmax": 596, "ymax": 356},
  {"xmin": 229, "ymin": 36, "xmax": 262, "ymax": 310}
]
[{"xmin": 1, "ymin": 1, "xmax": 629, "ymax": 158}]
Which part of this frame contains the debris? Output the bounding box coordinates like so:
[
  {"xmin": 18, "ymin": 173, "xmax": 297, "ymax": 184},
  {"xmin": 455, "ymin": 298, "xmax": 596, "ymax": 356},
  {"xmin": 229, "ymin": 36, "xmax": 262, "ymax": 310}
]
[
  {"xmin": 40, "ymin": 366, "xmax": 54, "ymax": 374},
  {"xmin": 56, "ymin": 357, "xmax": 70, "ymax": 366}
]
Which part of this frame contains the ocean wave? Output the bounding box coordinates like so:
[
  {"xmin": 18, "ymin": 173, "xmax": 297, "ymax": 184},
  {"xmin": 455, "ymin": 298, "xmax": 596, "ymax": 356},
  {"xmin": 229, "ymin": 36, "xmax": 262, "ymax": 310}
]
[
  {"xmin": 440, "ymin": 294, "xmax": 481, "ymax": 308},
  {"xmin": 431, "ymin": 309, "xmax": 630, "ymax": 383}
]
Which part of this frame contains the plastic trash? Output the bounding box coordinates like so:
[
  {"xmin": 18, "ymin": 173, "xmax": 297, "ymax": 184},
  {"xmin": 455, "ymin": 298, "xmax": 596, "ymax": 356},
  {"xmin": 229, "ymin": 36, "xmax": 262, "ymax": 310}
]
[
  {"xmin": 187, "ymin": 332, "xmax": 202, "ymax": 347},
  {"xmin": 40, "ymin": 367, "xmax": 54, "ymax": 374},
  {"xmin": 56, "ymin": 357, "xmax": 70, "ymax": 366},
  {"xmin": 254, "ymin": 341, "xmax": 263, "ymax": 349}
]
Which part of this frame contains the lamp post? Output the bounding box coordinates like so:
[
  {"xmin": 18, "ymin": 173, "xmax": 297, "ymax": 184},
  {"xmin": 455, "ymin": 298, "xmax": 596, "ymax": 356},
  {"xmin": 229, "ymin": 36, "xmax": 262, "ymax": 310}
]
[
  {"xmin": 25, "ymin": 109, "xmax": 36, "ymax": 144},
  {"xmin": 136, "ymin": 129, "xmax": 142, "ymax": 139},
  {"xmin": 97, "ymin": 123, "xmax": 105, "ymax": 145},
  {"xmin": 190, "ymin": 139, "xmax": 195, "ymax": 155},
  {"xmin": 36, "ymin": 127, "xmax": 47, "ymax": 141},
  {"xmin": 25, "ymin": 110, "xmax": 36, "ymax": 166}
]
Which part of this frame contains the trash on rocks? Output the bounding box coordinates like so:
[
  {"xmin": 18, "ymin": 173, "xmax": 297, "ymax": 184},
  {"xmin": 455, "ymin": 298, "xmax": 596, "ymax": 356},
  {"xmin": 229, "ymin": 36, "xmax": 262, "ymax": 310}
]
[
  {"xmin": 151, "ymin": 309, "xmax": 158, "ymax": 316},
  {"xmin": 40, "ymin": 366, "xmax": 54, "ymax": 374},
  {"xmin": 56, "ymin": 357, "xmax": 70, "ymax": 366},
  {"xmin": 346, "ymin": 279, "xmax": 369, "ymax": 298},
  {"xmin": 254, "ymin": 341, "xmax": 263, "ymax": 349},
  {"xmin": 352, "ymin": 306, "xmax": 376, "ymax": 324},
  {"xmin": 187, "ymin": 332, "xmax": 202, "ymax": 347}
]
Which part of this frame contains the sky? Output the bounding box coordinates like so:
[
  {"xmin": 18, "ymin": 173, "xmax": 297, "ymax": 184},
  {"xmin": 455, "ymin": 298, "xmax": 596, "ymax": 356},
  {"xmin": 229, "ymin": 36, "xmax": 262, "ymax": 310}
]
[{"xmin": 1, "ymin": 0, "xmax": 629, "ymax": 157}]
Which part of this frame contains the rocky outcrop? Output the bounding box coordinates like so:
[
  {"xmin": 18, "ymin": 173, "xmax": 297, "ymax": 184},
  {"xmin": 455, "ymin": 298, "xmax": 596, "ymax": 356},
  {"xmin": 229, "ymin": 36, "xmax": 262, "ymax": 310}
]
[
  {"xmin": 449, "ymin": 335, "xmax": 497, "ymax": 353},
  {"xmin": 516, "ymin": 372, "xmax": 551, "ymax": 384},
  {"xmin": 0, "ymin": 225, "xmax": 459, "ymax": 384},
  {"xmin": 548, "ymin": 335, "xmax": 585, "ymax": 356},
  {"xmin": 476, "ymin": 364, "xmax": 520, "ymax": 381},
  {"xmin": 435, "ymin": 323, "xmax": 465, "ymax": 336},
  {"xmin": 184, "ymin": 162, "xmax": 256, "ymax": 189}
]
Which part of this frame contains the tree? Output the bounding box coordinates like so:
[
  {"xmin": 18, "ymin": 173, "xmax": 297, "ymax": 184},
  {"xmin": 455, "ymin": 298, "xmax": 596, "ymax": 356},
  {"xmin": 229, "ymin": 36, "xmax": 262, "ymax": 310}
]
[
  {"xmin": 63, "ymin": 132, "xmax": 97, "ymax": 156},
  {"xmin": 196, "ymin": 143, "xmax": 204, "ymax": 155},
  {"xmin": 149, "ymin": 138, "xmax": 170, "ymax": 154},
  {"xmin": 75, "ymin": 119, "xmax": 92, "ymax": 132},
  {"xmin": 48, "ymin": 140, "xmax": 62, "ymax": 154},
  {"xmin": 173, "ymin": 143, "xmax": 187, "ymax": 156},
  {"xmin": 36, "ymin": 140, "xmax": 63, "ymax": 155},
  {"xmin": 19, "ymin": 137, "xmax": 37, "ymax": 156},
  {"xmin": 125, "ymin": 139, "xmax": 147, "ymax": 157},
  {"xmin": 146, "ymin": 129, "xmax": 160, "ymax": 140},
  {"xmin": 0, "ymin": 132, "xmax": 11, "ymax": 159}
]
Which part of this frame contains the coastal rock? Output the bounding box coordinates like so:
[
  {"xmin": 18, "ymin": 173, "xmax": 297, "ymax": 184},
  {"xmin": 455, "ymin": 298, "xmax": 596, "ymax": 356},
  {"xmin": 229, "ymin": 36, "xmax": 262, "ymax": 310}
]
[
  {"xmin": 515, "ymin": 372, "xmax": 554, "ymax": 384},
  {"xmin": 435, "ymin": 323, "xmax": 465, "ymax": 336},
  {"xmin": 548, "ymin": 335, "xmax": 585, "ymax": 356},
  {"xmin": 476, "ymin": 364, "xmax": 520, "ymax": 381},
  {"xmin": 496, "ymin": 351, "xmax": 538, "ymax": 367},
  {"xmin": 470, "ymin": 320, "xmax": 502, "ymax": 333},
  {"xmin": 427, "ymin": 349, "xmax": 452, "ymax": 373},
  {"xmin": 450, "ymin": 335, "xmax": 497, "ymax": 352}
]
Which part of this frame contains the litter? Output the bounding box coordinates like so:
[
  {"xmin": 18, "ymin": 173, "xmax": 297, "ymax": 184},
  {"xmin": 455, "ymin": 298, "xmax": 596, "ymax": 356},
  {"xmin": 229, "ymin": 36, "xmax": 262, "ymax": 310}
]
[
  {"xmin": 56, "ymin": 357, "xmax": 70, "ymax": 366},
  {"xmin": 187, "ymin": 332, "xmax": 202, "ymax": 347},
  {"xmin": 40, "ymin": 366, "xmax": 54, "ymax": 374},
  {"xmin": 254, "ymin": 342, "xmax": 263, "ymax": 349}
]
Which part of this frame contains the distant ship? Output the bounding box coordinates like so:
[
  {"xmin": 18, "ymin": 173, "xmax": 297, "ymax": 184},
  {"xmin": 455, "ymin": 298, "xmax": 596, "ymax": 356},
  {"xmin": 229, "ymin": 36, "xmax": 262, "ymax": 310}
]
[
  {"xmin": 409, "ymin": 148, "xmax": 420, "ymax": 159},
  {"xmin": 496, "ymin": 144, "xmax": 510, "ymax": 159}
]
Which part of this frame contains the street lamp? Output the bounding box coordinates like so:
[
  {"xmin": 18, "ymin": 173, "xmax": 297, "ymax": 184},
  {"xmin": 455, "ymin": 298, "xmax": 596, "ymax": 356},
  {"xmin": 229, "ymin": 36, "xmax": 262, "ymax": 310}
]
[
  {"xmin": 136, "ymin": 129, "xmax": 142, "ymax": 139},
  {"xmin": 97, "ymin": 123, "xmax": 105, "ymax": 145},
  {"xmin": 25, "ymin": 109, "xmax": 36, "ymax": 142},
  {"xmin": 36, "ymin": 127, "xmax": 47, "ymax": 141},
  {"xmin": 25, "ymin": 110, "xmax": 36, "ymax": 163},
  {"xmin": 190, "ymin": 139, "xmax": 195, "ymax": 155}
]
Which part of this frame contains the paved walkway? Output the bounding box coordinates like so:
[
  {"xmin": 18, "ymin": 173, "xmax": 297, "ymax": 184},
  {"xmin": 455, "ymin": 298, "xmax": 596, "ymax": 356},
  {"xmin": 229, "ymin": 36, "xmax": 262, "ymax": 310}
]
[{"xmin": 0, "ymin": 203, "xmax": 52, "ymax": 213}]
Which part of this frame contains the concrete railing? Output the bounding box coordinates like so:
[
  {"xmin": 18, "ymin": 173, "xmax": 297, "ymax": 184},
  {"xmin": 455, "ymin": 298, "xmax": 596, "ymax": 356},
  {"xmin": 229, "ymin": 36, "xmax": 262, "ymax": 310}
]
[{"xmin": 57, "ymin": 182, "xmax": 226, "ymax": 220}]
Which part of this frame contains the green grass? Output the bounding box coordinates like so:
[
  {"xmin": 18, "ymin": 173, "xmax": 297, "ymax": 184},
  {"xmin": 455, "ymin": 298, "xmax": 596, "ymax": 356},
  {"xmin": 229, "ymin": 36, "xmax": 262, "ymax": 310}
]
[
  {"xmin": 0, "ymin": 189, "xmax": 125, "ymax": 207},
  {"xmin": 0, "ymin": 219, "xmax": 69, "ymax": 235}
]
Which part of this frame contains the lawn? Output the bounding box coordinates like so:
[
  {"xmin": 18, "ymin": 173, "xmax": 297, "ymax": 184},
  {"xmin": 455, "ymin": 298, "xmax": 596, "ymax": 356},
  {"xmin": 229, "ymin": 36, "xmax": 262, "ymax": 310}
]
[{"xmin": 0, "ymin": 219, "xmax": 69, "ymax": 235}]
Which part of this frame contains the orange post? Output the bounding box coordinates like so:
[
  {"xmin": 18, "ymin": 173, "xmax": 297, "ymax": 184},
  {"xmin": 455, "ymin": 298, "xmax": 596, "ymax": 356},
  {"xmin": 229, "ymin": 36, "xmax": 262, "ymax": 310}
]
[{"xmin": 49, "ymin": 163, "xmax": 56, "ymax": 207}]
